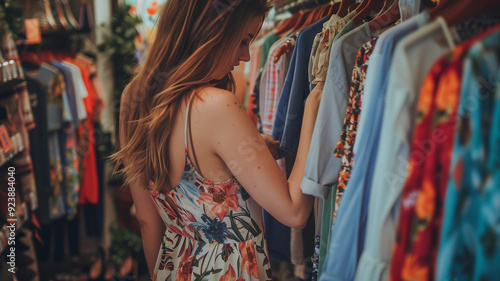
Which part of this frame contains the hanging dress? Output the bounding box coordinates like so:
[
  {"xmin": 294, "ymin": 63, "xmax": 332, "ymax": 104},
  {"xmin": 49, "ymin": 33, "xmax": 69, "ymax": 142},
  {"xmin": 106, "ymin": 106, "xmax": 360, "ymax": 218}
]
[{"xmin": 149, "ymin": 91, "xmax": 273, "ymax": 281}]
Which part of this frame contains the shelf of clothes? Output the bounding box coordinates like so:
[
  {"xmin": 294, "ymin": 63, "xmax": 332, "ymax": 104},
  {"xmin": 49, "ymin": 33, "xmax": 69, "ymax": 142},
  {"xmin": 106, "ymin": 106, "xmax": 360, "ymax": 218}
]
[
  {"xmin": 246, "ymin": 0, "xmax": 500, "ymax": 280},
  {"xmin": 0, "ymin": 28, "xmax": 39, "ymax": 257},
  {"xmin": 0, "ymin": 21, "xmax": 106, "ymax": 266}
]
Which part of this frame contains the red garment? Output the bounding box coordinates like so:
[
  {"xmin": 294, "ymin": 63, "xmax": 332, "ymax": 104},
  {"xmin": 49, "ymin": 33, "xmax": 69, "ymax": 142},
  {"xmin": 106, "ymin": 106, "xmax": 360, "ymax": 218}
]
[
  {"xmin": 388, "ymin": 26, "xmax": 500, "ymax": 281},
  {"xmin": 75, "ymin": 54, "xmax": 106, "ymax": 121},
  {"xmin": 65, "ymin": 58, "xmax": 99, "ymax": 204}
]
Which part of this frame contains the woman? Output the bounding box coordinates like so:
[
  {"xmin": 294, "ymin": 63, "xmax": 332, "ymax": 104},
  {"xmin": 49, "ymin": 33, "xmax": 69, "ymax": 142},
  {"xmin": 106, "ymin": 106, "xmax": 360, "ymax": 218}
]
[{"xmin": 113, "ymin": 0, "xmax": 317, "ymax": 280}]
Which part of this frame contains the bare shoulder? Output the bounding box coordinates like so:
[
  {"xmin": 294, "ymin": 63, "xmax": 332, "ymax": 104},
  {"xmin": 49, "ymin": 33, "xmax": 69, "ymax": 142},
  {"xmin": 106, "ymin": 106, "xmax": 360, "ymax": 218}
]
[
  {"xmin": 193, "ymin": 87, "xmax": 247, "ymax": 120},
  {"xmin": 196, "ymin": 87, "xmax": 243, "ymax": 108}
]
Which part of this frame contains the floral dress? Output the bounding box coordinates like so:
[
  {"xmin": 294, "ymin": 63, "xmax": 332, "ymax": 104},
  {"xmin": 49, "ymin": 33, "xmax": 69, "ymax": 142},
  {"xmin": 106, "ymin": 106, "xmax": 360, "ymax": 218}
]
[{"xmin": 149, "ymin": 94, "xmax": 272, "ymax": 281}]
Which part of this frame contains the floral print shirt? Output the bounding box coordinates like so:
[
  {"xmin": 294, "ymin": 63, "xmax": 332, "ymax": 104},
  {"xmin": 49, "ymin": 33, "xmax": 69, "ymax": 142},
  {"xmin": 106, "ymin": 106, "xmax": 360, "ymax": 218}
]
[
  {"xmin": 436, "ymin": 28, "xmax": 500, "ymax": 281},
  {"xmin": 331, "ymin": 36, "xmax": 379, "ymax": 223},
  {"xmin": 149, "ymin": 149, "xmax": 272, "ymax": 281}
]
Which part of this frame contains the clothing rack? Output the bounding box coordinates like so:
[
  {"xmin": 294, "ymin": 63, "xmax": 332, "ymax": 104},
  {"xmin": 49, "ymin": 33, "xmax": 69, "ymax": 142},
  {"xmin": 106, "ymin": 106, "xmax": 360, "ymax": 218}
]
[{"xmin": 275, "ymin": 0, "xmax": 336, "ymax": 15}]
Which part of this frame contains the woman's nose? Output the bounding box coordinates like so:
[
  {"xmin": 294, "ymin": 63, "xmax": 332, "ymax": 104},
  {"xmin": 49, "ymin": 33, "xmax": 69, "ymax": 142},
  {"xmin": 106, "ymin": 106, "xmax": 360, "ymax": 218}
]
[{"xmin": 240, "ymin": 47, "xmax": 251, "ymax": 62}]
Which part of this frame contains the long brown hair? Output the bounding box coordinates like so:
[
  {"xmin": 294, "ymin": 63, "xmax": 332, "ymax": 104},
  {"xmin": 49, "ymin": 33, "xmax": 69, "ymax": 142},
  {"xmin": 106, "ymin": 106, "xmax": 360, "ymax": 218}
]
[{"xmin": 112, "ymin": 0, "xmax": 271, "ymax": 192}]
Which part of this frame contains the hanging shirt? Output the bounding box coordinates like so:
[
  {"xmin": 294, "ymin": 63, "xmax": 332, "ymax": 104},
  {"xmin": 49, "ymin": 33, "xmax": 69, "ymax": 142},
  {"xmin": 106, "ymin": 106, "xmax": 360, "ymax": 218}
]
[
  {"xmin": 388, "ymin": 26, "xmax": 500, "ymax": 281},
  {"xmin": 27, "ymin": 77, "xmax": 51, "ymax": 224},
  {"xmin": 353, "ymin": 11, "xmax": 430, "ymax": 281},
  {"xmin": 25, "ymin": 63, "xmax": 66, "ymax": 221},
  {"xmin": 259, "ymin": 34, "xmax": 294, "ymax": 134},
  {"xmin": 51, "ymin": 61, "xmax": 80, "ymax": 220},
  {"xmin": 260, "ymin": 32, "xmax": 278, "ymax": 70},
  {"xmin": 309, "ymin": 11, "xmax": 357, "ymax": 83},
  {"xmin": 75, "ymin": 54, "xmax": 106, "ymax": 122},
  {"xmin": 319, "ymin": 36, "xmax": 379, "ymax": 281},
  {"xmin": 51, "ymin": 61, "xmax": 79, "ymax": 128},
  {"xmin": 61, "ymin": 61, "xmax": 88, "ymax": 121},
  {"xmin": 436, "ymin": 29, "xmax": 500, "ymax": 281},
  {"xmin": 272, "ymin": 17, "xmax": 328, "ymax": 157},
  {"xmin": 332, "ymin": 20, "xmax": 356, "ymax": 43}
]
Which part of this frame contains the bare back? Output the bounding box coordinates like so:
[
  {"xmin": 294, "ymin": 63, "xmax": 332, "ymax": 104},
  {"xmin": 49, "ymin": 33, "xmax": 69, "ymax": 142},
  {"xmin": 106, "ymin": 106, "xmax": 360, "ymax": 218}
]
[{"xmin": 167, "ymin": 87, "xmax": 235, "ymax": 189}]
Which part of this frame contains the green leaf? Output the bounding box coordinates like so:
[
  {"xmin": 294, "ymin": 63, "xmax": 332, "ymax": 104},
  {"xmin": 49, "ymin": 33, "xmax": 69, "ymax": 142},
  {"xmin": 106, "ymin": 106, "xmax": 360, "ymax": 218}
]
[
  {"xmin": 211, "ymin": 268, "xmax": 223, "ymax": 274},
  {"xmin": 234, "ymin": 217, "xmax": 259, "ymax": 237},
  {"xmin": 194, "ymin": 271, "xmax": 211, "ymax": 281},
  {"xmin": 229, "ymin": 213, "xmax": 244, "ymax": 242}
]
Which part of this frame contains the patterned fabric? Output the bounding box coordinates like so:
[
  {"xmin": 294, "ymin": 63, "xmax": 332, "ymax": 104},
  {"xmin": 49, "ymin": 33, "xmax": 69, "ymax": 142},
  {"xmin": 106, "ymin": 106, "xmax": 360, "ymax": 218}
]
[
  {"xmin": 51, "ymin": 62, "xmax": 80, "ymax": 219},
  {"xmin": 308, "ymin": 11, "xmax": 356, "ymax": 83},
  {"xmin": 149, "ymin": 149, "xmax": 272, "ymax": 281},
  {"xmin": 387, "ymin": 26, "xmax": 497, "ymax": 281},
  {"xmin": 332, "ymin": 36, "xmax": 378, "ymax": 223},
  {"xmin": 26, "ymin": 64, "xmax": 66, "ymax": 221},
  {"xmin": 436, "ymin": 29, "xmax": 500, "ymax": 281},
  {"xmin": 260, "ymin": 34, "xmax": 293, "ymax": 134}
]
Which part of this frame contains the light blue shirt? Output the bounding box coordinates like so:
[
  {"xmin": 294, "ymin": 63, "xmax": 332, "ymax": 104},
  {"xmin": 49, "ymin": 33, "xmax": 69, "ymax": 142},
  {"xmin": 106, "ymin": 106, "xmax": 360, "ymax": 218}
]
[{"xmin": 349, "ymin": 12, "xmax": 430, "ymax": 281}]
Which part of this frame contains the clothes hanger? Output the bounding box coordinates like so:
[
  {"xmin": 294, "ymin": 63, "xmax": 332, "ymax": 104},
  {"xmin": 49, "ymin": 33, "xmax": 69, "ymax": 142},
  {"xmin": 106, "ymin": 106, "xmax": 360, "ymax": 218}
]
[
  {"xmin": 369, "ymin": 0, "xmax": 399, "ymax": 32},
  {"xmin": 354, "ymin": 0, "xmax": 369, "ymax": 13},
  {"xmin": 274, "ymin": 12, "xmax": 301, "ymax": 37},
  {"xmin": 347, "ymin": 3, "xmax": 360, "ymax": 13},
  {"xmin": 290, "ymin": 9, "xmax": 314, "ymax": 32},
  {"xmin": 337, "ymin": 0, "xmax": 356, "ymax": 17},
  {"xmin": 313, "ymin": 2, "xmax": 335, "ymax": 21},
  {"xmin": 431, "ymin": 0, "xmax": 500, "ymax": 27},
  {"xmin": 352, "ymin": 0, "xmax": 386, "ymax": 26},
  {"xmin": 50, "ymin": 0, "xmax": 69, "ymax": 30},
  {"xmin": 374, "ymin": 0, "xmax": 389, "ymax": 18},
  {"xmin": 60, "ymin": 0, "xmax": 80, "ymax": 30},
  {"xmin": 325, "ymin": 2, "xmax": 341, "ymax": 17},
  {"xmin": 42, "ymin": 0, "xmax": 59, "ymax": 30},
  {"xmin": 303, "ymin": 4, "xmax": 330, "ymax": 27}
]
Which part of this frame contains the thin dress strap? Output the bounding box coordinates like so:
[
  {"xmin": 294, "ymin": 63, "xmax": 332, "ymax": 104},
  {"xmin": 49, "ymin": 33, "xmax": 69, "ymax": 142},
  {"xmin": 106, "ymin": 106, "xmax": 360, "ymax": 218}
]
[{"xmin": 184, "ymin": 90, "xmax": 197, "ymax": 149}]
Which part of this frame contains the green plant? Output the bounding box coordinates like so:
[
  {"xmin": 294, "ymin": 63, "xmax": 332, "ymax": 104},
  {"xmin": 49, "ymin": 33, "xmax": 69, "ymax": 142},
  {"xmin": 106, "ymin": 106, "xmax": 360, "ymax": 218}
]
[
  {"xmin": 99, "ymin": 4, "xmax": 141, "ymax": 185},
  {"xmin": 109, "ymin": 221, "xmax": 143, "ymax": 267},
  {"xmin": 98, "ymin": 4, "xmax": 141, "ymax": 98},
  {"xmin": 0, "ymin": 0, "xmax": 24, "ymax": 34}
]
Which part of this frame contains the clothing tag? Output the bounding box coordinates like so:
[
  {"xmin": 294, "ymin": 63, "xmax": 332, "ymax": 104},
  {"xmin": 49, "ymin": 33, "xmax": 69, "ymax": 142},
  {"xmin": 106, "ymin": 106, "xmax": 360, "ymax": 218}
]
[
  {"xmin": 25, "ymin": 18, "xmax": 42, "ymax": 45},
  {"xmin": 0, "ymin": 124, "xmax": 13, "ymax": 152}
]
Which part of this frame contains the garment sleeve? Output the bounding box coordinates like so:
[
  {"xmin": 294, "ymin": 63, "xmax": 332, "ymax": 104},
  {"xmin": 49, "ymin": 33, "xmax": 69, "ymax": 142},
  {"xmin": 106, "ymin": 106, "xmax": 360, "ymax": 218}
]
[{"xmin": 301, "ymin": 76, "xmax": 348, "ymax": 199}]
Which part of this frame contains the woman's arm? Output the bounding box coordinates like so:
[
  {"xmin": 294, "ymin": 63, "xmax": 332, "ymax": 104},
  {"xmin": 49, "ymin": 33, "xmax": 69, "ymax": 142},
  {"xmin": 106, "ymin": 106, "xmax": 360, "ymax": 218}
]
[
  {"xmin": 195, "ymin": 87, "xmax": 321, "ymax": 228},
  {"xmin": 129, "ymin": 182, "xmax": 166, "ymax": 277}
]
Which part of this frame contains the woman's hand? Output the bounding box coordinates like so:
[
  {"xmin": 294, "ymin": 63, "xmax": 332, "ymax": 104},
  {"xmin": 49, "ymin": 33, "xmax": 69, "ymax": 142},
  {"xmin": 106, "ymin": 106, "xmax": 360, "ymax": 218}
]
[{"xmin": 261, "ymin": 133, "xmax": 280, "ymax": 159}]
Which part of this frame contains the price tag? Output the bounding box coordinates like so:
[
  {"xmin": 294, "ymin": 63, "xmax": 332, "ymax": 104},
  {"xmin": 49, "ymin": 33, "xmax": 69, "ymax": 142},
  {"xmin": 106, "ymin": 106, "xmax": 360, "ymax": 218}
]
[
  {"xmin": 0, "ymin": 124, "xmax": 13, "ymax": 152},
  {"xmin": 25, "ymin": 18, "xmax": 42, "ymax": 45}
]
